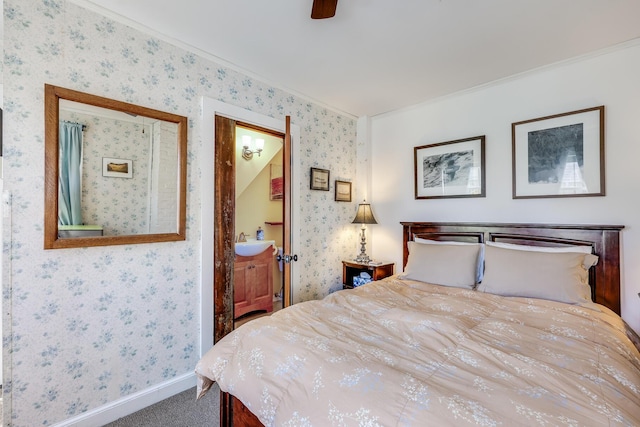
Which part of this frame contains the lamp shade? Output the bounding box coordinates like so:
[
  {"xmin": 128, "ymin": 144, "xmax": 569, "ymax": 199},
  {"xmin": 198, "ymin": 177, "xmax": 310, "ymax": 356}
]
[{"xmin": 352, "ymin": 203, "xmax": 378, "ymax": 225}]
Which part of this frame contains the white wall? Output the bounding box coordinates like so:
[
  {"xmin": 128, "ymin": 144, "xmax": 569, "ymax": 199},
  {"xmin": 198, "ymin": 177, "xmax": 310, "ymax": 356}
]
[{"xmin": 370, "ymin": 41, "xmax": 640, "ymax": 334}]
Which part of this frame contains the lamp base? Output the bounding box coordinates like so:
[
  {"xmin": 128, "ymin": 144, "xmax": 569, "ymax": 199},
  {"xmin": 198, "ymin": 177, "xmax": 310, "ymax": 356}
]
[
  {"xmin": 354, "ymin": 253, "xmax": 371, "ymax": 264},
  {"xmin": 355, "ymin": 225, "xmax": 371, "ymax": 264}
]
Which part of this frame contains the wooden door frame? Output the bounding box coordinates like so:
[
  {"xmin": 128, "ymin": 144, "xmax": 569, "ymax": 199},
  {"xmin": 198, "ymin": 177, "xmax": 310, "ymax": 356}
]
[
  {"xmin": 200, "ymin": 98, "xmax": 301, "ymax": 351},
  {"xmin": 215, "ymin": 117, "xmax": 285, "ymax": 341},
  {"xmin": 213, "ymin": 115, "xmax": 236, "ymax": 341}
]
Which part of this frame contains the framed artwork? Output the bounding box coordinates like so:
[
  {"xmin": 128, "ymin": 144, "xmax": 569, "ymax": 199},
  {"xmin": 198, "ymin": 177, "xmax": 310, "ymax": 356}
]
[
  {"xmin": 334, "ymin": 180, "xmax": 352, "ymax": 202},
  {"xmin": 270, "ymin": 164, "xmax": 284, "ymax": 200},
  {"xmin": 512, "ymin": 106, "xmax": 604, "ymax": 199},
  {"xmin": 414, "ymin": 136, "xmax": 485, "ymax": 199},
  {"xmin": 310, "ymin": 167, "xmax": 330, "ymax": 191},
  {"xmin": 102, "ymin": 157, "xmax": 133, "ymax": 178}
]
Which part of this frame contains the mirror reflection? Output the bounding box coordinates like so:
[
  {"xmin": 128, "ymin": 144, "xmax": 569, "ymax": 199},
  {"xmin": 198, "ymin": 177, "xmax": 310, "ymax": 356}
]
[
  {"xmin": 59, "ymin": 100, "xmax": 179, "ymax": 236},
  {"xmin": 44, "ymin": 84, "xmax": 187, "ymax": 249}
]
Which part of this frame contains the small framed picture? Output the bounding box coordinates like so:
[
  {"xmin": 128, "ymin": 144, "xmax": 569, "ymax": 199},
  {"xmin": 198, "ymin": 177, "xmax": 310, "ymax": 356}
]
[
  {"xmin": 102, "ymin": 157, "xmax": 133, "ymax": 178},
  {"xmin": 334, "ymin": 180, "xmax": 352, "ymax": 202},
  {"xmin": 512, "ymin": 106, "xmax": 604, "ymax": 199},
  {"xmin": 310, "ymin": 167, "xmax": 330, "ymax": 191},
  {"xmin": 270, "ymin": 164, "xmax": 284, "ymax": 200},
  {"xmin": 414, "ymin": 136, "xmax": 485, "ymax": 199}
]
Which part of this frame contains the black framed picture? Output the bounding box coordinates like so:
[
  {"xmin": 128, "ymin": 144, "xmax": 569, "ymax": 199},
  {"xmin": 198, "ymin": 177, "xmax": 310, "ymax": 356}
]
[
  {"xmin": 310, "ymin": 167, "xmax": 330, "ymax": 191},
  {"xmin": 335, "ymin": 180, "xmax": 352, "ymax": 202},
  {"xmin": 512, "ymin": 106, "xmax": 604, "ymax": 199},
  {"xmin": 414, "ymin": 136, "xmax": 485, "ymax": 199}
]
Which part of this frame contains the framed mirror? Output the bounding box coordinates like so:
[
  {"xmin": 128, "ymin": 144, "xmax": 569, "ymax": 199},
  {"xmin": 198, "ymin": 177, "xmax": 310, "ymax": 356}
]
[{"xmin": 44, "ymin": 84, "xmax": 187, "ymax": 249}]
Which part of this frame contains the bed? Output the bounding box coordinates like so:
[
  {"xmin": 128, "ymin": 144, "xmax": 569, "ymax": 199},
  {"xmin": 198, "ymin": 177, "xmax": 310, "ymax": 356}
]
[{"xmin": 195, "ymin": 222, "xmax": 640, "ymax": 426}]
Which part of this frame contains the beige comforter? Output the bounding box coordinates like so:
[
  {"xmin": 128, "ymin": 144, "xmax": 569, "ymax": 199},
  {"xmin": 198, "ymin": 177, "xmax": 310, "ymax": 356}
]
[{"xmin": 195, "ymin": 277, "xmax": 640, "ymax": 426}]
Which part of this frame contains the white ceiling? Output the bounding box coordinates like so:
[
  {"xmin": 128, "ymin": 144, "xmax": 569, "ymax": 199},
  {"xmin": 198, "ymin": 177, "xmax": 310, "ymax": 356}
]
[{"xmin": 78, "ymin": 0, "xmax": 640, "ymax": 117}]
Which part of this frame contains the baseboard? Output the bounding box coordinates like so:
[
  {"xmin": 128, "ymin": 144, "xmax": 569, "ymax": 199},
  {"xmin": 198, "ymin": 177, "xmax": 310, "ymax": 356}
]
[{"xmin": 52, "ymin": 372, "xmax": 197, "ymax": 427}]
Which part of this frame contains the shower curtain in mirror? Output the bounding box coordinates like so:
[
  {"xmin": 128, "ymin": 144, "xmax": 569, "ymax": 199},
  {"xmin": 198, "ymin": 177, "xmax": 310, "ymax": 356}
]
[{"xmin": 58, "ymin": 121, "xmax": 83, "ymax": 225}]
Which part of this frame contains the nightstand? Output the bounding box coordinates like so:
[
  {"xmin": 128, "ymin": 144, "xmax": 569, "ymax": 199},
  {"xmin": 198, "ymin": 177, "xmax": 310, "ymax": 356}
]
[{"xmin": 342, "ymin": 260, "xmax": 395, "ymax": 289}]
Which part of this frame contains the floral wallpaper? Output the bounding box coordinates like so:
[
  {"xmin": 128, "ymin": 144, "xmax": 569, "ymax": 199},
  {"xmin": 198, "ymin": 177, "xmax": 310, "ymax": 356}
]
[{"xmin": 2, "ymin": 1, "xmax": 358, "ymax": 426}]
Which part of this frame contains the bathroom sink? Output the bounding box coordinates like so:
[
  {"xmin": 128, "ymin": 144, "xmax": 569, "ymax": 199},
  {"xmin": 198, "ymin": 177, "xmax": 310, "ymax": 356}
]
[{"xmin": 235, "ymin": 240, "xmax": 276, "ymax": 257}]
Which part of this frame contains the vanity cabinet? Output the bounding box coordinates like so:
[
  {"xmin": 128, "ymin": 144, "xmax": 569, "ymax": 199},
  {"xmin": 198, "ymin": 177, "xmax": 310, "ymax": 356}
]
[{"xmin": 234, "ymin": 247, "xmax": 274, "ymax": 319}]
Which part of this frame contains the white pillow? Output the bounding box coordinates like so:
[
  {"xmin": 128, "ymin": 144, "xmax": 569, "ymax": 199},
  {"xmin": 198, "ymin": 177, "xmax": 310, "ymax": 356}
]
[
  {"xmin": 485, "ymin": 241, "xmax": 596, "ymax": 269},
  {"xmin": 399, "ymin": 241, "xmax": 481, "ymax": 289},
  {"xmin": 478, "ymin": 244, "xmax": 599, "ymax": 304},
  {"xmin": 414, "ymin": 237, "xmax": 485, "ymax": 283}
]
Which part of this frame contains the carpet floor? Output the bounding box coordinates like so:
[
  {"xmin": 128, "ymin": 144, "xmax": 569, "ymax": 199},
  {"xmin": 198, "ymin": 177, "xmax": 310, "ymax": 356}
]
[{"xmin": 105, "ymin": 384, "xmax": 220, "ymax": 427}]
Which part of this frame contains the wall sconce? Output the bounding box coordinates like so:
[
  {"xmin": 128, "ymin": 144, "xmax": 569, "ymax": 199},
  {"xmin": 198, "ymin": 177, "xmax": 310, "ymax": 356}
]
[
  {"xmin": 242, "ymin": 135, "xmax": 264, "ymax": 160},
  {"xmin": 352, "ymin": 201, "xmax": 377, "ymax": 263}
]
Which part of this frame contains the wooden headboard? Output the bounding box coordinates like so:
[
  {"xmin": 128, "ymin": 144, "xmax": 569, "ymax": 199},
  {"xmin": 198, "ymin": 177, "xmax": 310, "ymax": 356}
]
[{"xmin": 401, "ymin": 222, "xmax": 624, "ymax": 315}]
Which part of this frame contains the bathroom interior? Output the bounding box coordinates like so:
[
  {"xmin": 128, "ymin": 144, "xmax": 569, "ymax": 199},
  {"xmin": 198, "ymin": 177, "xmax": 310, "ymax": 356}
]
[{"xmin": 234, "ymin": 126, "xmax": 284, "ymax": 327}]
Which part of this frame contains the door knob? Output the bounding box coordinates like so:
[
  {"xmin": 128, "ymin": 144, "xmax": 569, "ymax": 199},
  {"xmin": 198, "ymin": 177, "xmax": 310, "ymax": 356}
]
[{"xmin": 276, "ymin": 254, "xmax": 299, "ymax": 264}]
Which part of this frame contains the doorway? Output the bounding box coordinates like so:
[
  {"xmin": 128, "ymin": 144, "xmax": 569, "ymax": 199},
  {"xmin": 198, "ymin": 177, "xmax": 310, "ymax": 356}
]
[
  {"xmin": 233, "ymin": 125, "xmax": 284, "ymax": 326},
  {"xmin": 200, "ymin": 98, "xmax": 301, "ymax": 352}
]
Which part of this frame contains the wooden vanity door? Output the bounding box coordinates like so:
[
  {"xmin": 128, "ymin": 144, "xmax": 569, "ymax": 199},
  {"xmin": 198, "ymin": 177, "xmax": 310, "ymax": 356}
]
[
  {"xmin": 250, "ymin": 256, "xmax": 273, "ymax": 313},
  {"xmin": 233, "ymin": 248, "xmax": 274, "ymax": 319},
  {"xmin": 233, "ymin": 259, "xmax": 251, "ymax": 317}
]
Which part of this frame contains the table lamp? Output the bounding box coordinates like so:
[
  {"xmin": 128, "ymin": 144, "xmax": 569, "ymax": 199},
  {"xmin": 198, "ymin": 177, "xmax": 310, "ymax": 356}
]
[{"xmin": 352, "ymin": 201, "xmax": 377, "ymax": 263}]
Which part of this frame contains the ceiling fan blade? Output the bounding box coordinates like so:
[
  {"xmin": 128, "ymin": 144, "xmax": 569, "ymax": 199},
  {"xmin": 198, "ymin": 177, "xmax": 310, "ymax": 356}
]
[{"xmin": 311, "ymin": 0, "xmax": 338, "ymax": 19}]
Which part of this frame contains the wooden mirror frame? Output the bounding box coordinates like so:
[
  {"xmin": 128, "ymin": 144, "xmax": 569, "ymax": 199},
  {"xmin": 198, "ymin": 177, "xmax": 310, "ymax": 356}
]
[{"xmin": 44, "ymin": 84, "xmax": 188, "ymax": 249}]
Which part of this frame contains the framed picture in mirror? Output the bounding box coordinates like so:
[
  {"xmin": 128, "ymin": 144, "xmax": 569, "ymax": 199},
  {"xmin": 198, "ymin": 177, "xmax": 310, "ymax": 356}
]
[{"xmin": 102, "ymin": 157, "xmax": 133, "ymax": 178}]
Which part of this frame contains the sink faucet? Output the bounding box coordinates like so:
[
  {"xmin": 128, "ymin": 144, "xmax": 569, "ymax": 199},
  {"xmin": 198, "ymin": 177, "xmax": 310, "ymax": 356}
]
[{"xmin": 237, "ymin": 232, "xmax": 247, "ymax": 242}]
